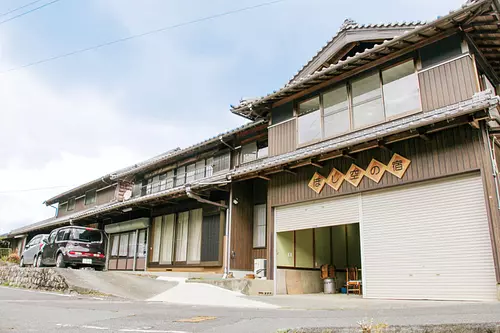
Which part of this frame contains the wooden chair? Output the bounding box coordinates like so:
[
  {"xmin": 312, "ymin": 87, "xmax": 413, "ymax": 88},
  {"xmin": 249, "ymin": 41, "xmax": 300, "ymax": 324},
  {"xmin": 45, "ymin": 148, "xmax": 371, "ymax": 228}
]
[{"xmin": 346, "ymin": 267, "xmax": 362, "ymax": 295}]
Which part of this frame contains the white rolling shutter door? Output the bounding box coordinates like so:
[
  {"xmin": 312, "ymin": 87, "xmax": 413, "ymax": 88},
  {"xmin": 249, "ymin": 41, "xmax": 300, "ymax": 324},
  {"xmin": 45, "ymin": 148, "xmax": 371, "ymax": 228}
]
[
  {"xmin": 361, "ymin": 174, "xmax": 497, "ymax": 301},
  {"xmin": 275, "ymin": 194, "xmax": 359, "ymax": 232}
]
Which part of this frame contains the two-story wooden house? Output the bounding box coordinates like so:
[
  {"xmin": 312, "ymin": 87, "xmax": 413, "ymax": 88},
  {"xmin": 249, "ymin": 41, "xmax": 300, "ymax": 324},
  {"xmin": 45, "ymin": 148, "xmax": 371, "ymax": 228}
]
[
  {"xmin": 230, "ymin": 0, "xmax": 500, "ymax": 301},
  {"xmin": 5, "ymin": 121, "xmax": 270, "ymax": 276}
]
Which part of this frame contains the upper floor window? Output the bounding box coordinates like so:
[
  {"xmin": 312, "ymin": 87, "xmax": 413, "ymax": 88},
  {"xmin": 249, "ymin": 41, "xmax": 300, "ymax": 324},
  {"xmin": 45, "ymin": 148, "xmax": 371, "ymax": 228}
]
[
  {"xmin": 186, "ymin": 163, "xmax": 196, "ymax": 184},
  {"xmin": 296, "ymin": 59, "xmax": 421, "ymax": 145},
  {"xmin": 298, "ymin": 97, "xmax": 321, "ymax": 145},
  {"xmin": 351, "ymin": 72, "xmax": 384, "ymax": 129},
  {"xmin": 212, "ymin": 152, "xmax": 230, "ymax": 174},
  {"xmin": 419, "ymin": 34, "xmax": 462, "ymax": 69},
  {"xmin": 84, "ymin": 189, "xmax": 96, "ymax": 205},
  {"xmin": 240, "ymin": 141, "xmax": 268, "ymax": 164},
  {"xmin": 382, "ymin": 60, "xmax": 420, "ymax": 118},
  {"xmin": 175, "ymin": 166, "xmax": 186, "ymax": 187},
  {"xmin": 67, "ymin": 197, "xmax": 75, "ymax": 211}
]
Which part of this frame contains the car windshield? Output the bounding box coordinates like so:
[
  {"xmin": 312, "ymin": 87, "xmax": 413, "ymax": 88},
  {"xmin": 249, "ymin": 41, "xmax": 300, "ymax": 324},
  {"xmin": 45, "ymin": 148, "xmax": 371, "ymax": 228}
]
[{"xmin": 71, "ymin": 229, "xmax": 102, "ymax": 243}]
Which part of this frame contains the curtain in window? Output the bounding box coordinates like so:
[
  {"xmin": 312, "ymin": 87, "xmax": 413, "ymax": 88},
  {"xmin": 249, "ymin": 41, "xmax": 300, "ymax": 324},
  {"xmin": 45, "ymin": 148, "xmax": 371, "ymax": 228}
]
[
  {"xmin": 119, "ymin": 233, "xmax": 129, "ymax": 257},
  {"xmin": 253, "ymin": 204, "xmax": 267, "ymax": 248},
  {"xmin": 160, "ymin": 214, "xmax": 175, "ymax": 264},
  {"xmin": 323, "ymin": 86, "xmax": 350, "ymax": 137},
  {"xmin": 152, "ymin": 216, "xmax": 162, "ymax": 262},
  {"xmin": 127, "ymin": 232, "xmax": 137, "ymax": 258},
  {"xmin": 298, "ymin": 97, "xmax": 321, "ymax": 144},
  {"xmin": 137, "ymin": 230, "xmax": 147, "ymax": 258},
  {"xmin": 111, "ymin": 234, "xmax": 119, "ymax": 256},
  {"xmin": 187, "ymin": 209, "xmax": 203, "ymax": 264},
  {"xmin": 205, "ymin": 157, "xmax": 214, "ymax": 177},
  {"xmin": 351, "ymin": 72, "xmax": 384, "ymax": 129},
  {"xmin": 175, "ymin": 212, "xmax": 189, "ymax": 262},
  {"xmin": 241, "ymin": 142, "xmax": 258, "ymax": 164},
  {"xmin": 166, "ymin": 170, "xmax": 175, "ymax": 189}
]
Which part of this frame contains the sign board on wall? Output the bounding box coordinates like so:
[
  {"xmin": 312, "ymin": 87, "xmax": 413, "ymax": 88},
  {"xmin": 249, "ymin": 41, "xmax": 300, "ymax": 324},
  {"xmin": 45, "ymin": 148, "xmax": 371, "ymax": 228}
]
[{"xmin": 308, "ymin": 153, "xmax": 411, "ymax": 194}]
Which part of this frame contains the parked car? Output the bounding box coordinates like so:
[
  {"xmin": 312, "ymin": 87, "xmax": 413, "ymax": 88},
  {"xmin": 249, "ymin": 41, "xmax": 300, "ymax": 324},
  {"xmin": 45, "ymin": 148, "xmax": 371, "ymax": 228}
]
[
  {"xmin": 19, "ymin": 234, "xmax": 49, "ymax": 267},
  {"xmin": 39, "ymin": 226, "xmax": 105, "ymax": 270}
]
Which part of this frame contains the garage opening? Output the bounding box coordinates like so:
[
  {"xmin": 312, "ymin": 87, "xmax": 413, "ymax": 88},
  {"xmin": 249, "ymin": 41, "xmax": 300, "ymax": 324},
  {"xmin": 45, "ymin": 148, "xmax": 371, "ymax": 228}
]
[
  {"xmin": 274, "ymin": 174, "xmax": 498, "ymax": 301},
  {"xmin": 276, "ymin": 223, "xmax": 361, "ymax": 295}
]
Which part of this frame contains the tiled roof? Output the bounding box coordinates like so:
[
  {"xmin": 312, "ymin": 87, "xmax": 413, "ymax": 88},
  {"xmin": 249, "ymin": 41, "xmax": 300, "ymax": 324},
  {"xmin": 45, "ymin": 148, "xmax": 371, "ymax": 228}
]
[
  {"xmin": 232, "ymin": 0, "xmax": 492, "ymax": 119},
  {"xmin": 232, "ymin": 91, "xmax": 500, "ymax": 178},
  {"xmin": 109, "ymin": 119, "xmax": 266, "ymax": 179},
  {"xmin": 289, "ymin": 18, "xmax": 424, "ymax": 83},
  {"xmin": 45, "ymin": 120, "xmax": 264, "ymax": 205}
]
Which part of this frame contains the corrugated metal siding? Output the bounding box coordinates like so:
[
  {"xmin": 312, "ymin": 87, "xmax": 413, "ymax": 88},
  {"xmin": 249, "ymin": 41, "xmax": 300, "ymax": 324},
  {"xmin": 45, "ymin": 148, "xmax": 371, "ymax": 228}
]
[
  {"xmin": 419, "ymin": 55, "xmax": 479, "ymax": 112},
  {"xmin": 269, "ymin": 119, "xmax": 297, "ymax": 156},
  {"xmin": 361, "ymin": 174, "xmax": 497, "ymax": 301},
  {"xmin": 268, "ymin": 126, "xmax": 483, "ymax": 207},
  {"xmin": 275, "ymin": 195, "xmax": 359, "ymax": 232}
]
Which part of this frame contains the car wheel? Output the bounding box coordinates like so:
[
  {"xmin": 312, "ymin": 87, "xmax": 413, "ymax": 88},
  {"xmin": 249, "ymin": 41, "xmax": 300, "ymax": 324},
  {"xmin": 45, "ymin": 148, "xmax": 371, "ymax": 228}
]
[
  {"xmin": 19, "ymin": 256, "xmax": 25, "ymax": 268},
  {"xmin": 56, "ymin": 253, "xmax": 66, "ymax": 268},
  {"xmin": 36, "ymin": 255, "xmax": 43, "ymax": 267}
]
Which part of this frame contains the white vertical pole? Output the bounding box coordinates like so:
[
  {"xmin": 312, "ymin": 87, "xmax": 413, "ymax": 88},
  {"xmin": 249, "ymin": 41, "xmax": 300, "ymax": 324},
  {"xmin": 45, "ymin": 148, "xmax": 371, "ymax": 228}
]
[
  {"xmin": 132, "ymin": 229, "xmax": 139, "ymax": 271},
  {"xmin": 273, "ymin": 208, "xmax": 277, "ymax": 295}
]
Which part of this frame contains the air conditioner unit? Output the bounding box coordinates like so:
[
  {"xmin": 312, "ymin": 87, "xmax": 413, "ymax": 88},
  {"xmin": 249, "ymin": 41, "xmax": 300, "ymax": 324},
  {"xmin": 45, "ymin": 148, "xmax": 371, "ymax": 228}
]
[{"xmin": 254, "ymin": 258, "xmax": 267, "ymax": 279}]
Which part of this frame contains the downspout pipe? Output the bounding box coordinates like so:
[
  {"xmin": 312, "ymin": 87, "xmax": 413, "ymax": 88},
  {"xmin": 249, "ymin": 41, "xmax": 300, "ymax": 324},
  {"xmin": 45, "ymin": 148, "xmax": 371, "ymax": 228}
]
[{"xmin": 219, "ymin": 136, "xmax": 235, "ymax": 150}]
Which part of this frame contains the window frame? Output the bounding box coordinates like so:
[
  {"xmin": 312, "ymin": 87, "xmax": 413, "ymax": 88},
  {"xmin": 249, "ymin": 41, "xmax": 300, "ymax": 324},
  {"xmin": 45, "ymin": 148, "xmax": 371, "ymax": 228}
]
[
  {"xmin": 294, "ymin": 56, "xmax": 422, "ymax": 148},
  {"xmin": 84, "ymin": 189, "xmax": 97, "ymax": 206},
  {"xmin": 253, "ymin": 204, "xmax": 267, "ymax": 249},
  {"xmin": 67, "ymin": 197, "xmax": 76, "ymax": 211}
]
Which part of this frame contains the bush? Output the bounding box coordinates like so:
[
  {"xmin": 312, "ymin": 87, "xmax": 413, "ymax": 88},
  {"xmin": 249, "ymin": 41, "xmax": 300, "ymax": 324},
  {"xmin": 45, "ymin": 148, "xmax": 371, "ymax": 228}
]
[{"xmin": 6, "ymin": 252, "xmax": 20, "ymax": 264}]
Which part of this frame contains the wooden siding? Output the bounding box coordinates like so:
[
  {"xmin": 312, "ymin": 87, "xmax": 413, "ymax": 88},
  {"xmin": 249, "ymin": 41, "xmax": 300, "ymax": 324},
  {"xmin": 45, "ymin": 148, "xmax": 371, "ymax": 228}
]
[
  {"xmin": 230, "ymin": 181, "xmax": 254, "ymax": 270},
  {"xmin": 269, "ymin": 119, "xmax": 297, "ymax": 157},
  {"xmin": 97, "ymin": 186, "xmax": 117, "ymax": 205},
  {"xmin": 266, "ymin": 125, "xmax": 489, "ymax": 279},
  {"xmin": 419, "ymin": 55, "xmax": 479, "ymax": 112}
]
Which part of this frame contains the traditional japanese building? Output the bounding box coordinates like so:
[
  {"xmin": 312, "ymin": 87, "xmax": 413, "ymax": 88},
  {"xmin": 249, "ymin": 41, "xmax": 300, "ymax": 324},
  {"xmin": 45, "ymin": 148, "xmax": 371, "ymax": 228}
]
[{"xmin": 230, "ymin": 0, "xmax": 500, "ymax": 300}]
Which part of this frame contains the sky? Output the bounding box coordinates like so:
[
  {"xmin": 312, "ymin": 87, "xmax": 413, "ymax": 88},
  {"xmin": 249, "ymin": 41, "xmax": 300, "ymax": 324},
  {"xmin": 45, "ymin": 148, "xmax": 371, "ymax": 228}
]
[{"xmin": 0, "ymin": 0, "xmax": 466, "ymax": 234}]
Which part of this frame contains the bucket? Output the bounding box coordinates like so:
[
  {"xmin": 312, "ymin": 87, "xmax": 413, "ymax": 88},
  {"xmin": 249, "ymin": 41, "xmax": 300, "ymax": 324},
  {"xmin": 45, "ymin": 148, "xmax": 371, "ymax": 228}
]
[{"xmin": 323, "ymin": 278, "xmax": 335, "ymax": 294}]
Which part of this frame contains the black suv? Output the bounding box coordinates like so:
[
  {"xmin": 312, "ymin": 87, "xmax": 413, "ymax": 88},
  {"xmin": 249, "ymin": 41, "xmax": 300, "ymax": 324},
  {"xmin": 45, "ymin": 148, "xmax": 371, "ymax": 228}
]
[{"xmin": 40, "ymin": 226, "xmax": 106, "ymax": 270}]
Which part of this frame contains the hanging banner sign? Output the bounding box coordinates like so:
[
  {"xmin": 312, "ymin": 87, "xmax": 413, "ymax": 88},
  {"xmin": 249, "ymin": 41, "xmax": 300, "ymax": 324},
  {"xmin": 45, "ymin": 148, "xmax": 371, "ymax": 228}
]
[
  {"xmin": 345, "ymin": 164, "xmax": 365, "ymax": 187},
  {"xmin": 308, "ymin": 172, "xmax": 326, "ymax": 194},
  {"xmin": 365, "ymin": 159, "xmax": 387, "ymax": 183},
  {"xmin": 325, "ymin": 168, "xmax": 345, "ymax": 191},
  {"xmin": 387, "ymin": 153, "xmax": 411, "ymax": 179},
  {"xmin": 307, "ymin": 153, "xmax": 411, "ymax": 194}
]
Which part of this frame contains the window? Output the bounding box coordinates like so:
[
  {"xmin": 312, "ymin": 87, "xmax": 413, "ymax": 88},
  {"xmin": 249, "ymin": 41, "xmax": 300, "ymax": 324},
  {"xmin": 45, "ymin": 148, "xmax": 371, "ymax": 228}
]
[
  {"xmin": 160, "ymin": 214, "xmax": 175, "ymax": 264},
  {"xmin": 137, "ymin": 229, "xmax": 147, "ymax": 258},
  {"xmin": 175, "ymin": 211, "xmax": 189, "ymax": 262},
  {"xmin": 195, "ymin": 160, "xmax": 206, "ymax": 180},
  {"xmin": 257, "ymin": 145, "xmax": 268, "ymax": 159},
  {"xmin": 271, "ymin": 102, "xmax": 294, "ymax": 125},
  {"xmin": 241, "ymin": 142, "xmax": 258, "ymax": 164},
  {"xmin": 166, "ymin": 170, "xmax": 175, "ymax": 189},
  {"xmin": 71, "ymin": 228, "xmax": 102, "ymax": 243},
  {"xmin": 67, "ymin": 197, "xmax": 75, "ymax": 211},
  {"xmin": 111, "ymin": 234, "xmax": 119, "ymax": 256},
  {"xmin": 158, "ymin": 174, "xmax": 167, "ymax": 191},
  {"xmin": 382, "ymin": 60, "xmax": 421, "ymax": 118},
  {"xmin": 84, "ymin": 189, "xmax": 96, "ymax": 205},
  {"xmin": 152, "ymin": 216, "xmax": 162, "ymax": 262},
  {"xmin": 352, "ymin": 72, "xmax": 384, "ymax": 129},
  {"xmin": 213, "ymin": 152, "xmax": 230, "ymax": 174},
  {"xmin": 323, "ymin": 85, "xmax": 350, "ymax": 137},
  {"xmin": 56, "ymin": 230, "xmax": 66, "ymax": 242},
  {"xmin": 186, "ymin": 163, "xmax": 196, "ymax": 184},
  {"xmin": 175, "ymin": 166, "xmax": 186, "ymax": 187},
  {"xmin": 253, "ymin": 204, "xmax": 266, "ymax": 248},
  {"xmin": 119, "ymin": 233, "xmax": 129, "ymax": 256},
  {"xmin": 298, "ymin": 97, "xmax": 321, "ymax": 144},
  {"xmin": 48, "ymin": 231, "xmax": 57, "ymax": 244},
  {"xmin": 420, "ymin": 34, "xmax": 462, "ymax": 69},
  {"xmin": 187, "ymin": 209, "xmax": 203, "ymax": 264},
  {"xmin": 206, "ymin": 157, "xmax": 214, "ymax": 177}
]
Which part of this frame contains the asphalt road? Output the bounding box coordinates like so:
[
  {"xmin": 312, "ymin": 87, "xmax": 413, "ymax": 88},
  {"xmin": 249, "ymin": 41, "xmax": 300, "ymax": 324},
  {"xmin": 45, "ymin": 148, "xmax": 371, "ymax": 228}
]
[{"xmin": 1, "ymin": 286, "xmax": 500, "ymax": 333}]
